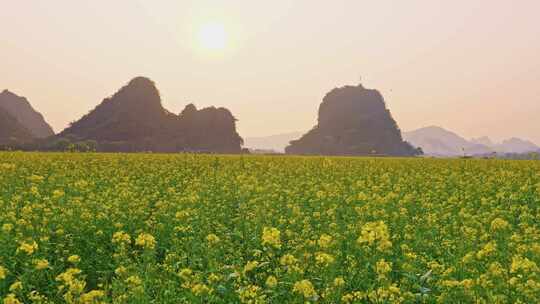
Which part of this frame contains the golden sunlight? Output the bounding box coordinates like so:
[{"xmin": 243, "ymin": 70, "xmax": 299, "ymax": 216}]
[{"xmin": 197, "ymin": 22, "xmax": 227, "ymax": 51}]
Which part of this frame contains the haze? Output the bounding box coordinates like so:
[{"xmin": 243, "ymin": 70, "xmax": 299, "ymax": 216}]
[{"xmin": 1, "ymin": 1, "xmax": 539, "ymax": 144}]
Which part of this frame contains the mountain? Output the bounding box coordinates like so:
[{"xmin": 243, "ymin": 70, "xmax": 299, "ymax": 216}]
[
  {"xmin": 403, "ymin": 126, "xmax": 493, "ymax": 156},
  {"xmin": 471, "ymin": 136, "xmax": 539, "ymax": 154},
  {"xmin": 244, "ymin": 132, "xmax": 303, "ymax": 153},
  {"xmin": 494, "ymin": 138, "xmax": 539, "ymax": 154},
  {"xmin": 285, "ymin": 84, "xmax": 420, "ymax": 156},
  {"xmin": 470, "ymin": 136, "xmax": 494, "ymax": 147},
  {"xmin": 404, "ymin": 126, "xmax": 539, "ymax": 156},
  {"xmin": 56, "ymin": 77, "xmax": 243, "ymax": 153},
  {"xmin": 176, "ymin": 103, "xmax": 244, "ymax": 153},
  {"xmin": 0, "ymin": 107, "xmax": 35, "ymax": 146},
  {"xmin": 0, "ymin": 90, "xmax": 54, "ymax": 138}
]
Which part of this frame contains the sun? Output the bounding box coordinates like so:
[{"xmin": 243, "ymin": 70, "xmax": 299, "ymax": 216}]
[{"xmin": 197, "ymin": 22, "xmax": 227, "ymax": 51}]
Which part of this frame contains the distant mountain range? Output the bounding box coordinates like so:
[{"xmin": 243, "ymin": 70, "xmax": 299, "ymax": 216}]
[
  {"xmin": 244, "ymin": 132, "xmax": 303, "ymax": 153},
  {"xmin": 246, "ymin": 126, "xmax": 539, "ymax": 157},
  {"xmin": 402, "ymin": 126, "xmax": 539, "ymax": 157},
  {"xmin": 1, "ymin": 81, "xmax": 538, "ymax": 157}
]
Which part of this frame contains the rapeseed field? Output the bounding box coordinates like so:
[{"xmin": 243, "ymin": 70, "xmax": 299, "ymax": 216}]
[{"xmin": 0, "ymin": 152, "xmax": 539, "ymax": 303}]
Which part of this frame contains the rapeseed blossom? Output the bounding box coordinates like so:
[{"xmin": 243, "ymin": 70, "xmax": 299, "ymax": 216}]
[
  {"xmin": 357, "ymin": 221, "xmax": 392, "ymax": 251},
  {"xmin": 2, "ymin": 223, "xmax": 13, "ymax": 233},
  {"xmin": 9, "ymin": 281, "xmax": 22, "ymax": 292},
  {"xmin": 280, "ymin": 254, "xmax": 297, "ymax": 266},
  {"xmin": 67, "ymin": 255, "xmax": 81, "ymax": 264},
  {"xmin": 293, "ymin": 279, "xmax": 317, "ymax": 299},
  {"xmin": 238, "ymin": 285, "xmax": 265, "ymax": 303},
  {"xmin": 34, "ymin": 259, "xmax": 50, "ymax": 270},
  {"xmin": 0, "ymin": 265, "xmax": 6, "ymax": 280},
  {"xmin": 476, "ymin": 241, "xmax": 496, "ymax": 259},
  {"xmin": 79, "ymin": 290, "xmax": 105, "ymax": 304},
  {"xmin": 315, "ymin": 252, "xmax": 335, "ymax": 267},
  {"xmin": 318, "ymin": 234, "xmax": 333, "ymax": 248},
  {"xmin": 265, "ymin": 276, "xmax": 278, "ymax": 288},
  {"xmin": 261, "ymin": 227, "xmax": 281, "ymax": 249},
  {"xmin": 2, "ymin": 294, "xmax": 21, "ymax": 304},
  {"xmin": 375, "ymin": 259, "xmax": 392, "ymax": 280},
  {"xmin": 0, "ymin": 152, "xmax": 539, "ymax": 303},
  {"xmin": 243, "ymin": 261, "xmax": 259, "ymax": 274},
  {"xmin": 491, "ymin": 218, "xmax": 510, "ymax": 231},
  {"xmin": 112, "ymin": 231, "xmax": 131, "ymax": 245},
  {"xmin": 206, "ymin": 233, "xmax": 220, "ymax": 244},
  {"xmin": 135, "ymin": 233, "xmax": 156, "ymax": 249},
  {"xmin": 17, "ymin": 241, "xmax": 38, "ymax": 255},
  {"xmin": 333, "ymin": 277, "xmax": 346, "ymax": 287},
  {"xmin": 191, "ymin": 283, "xmax": 210, "ymax": 296}
]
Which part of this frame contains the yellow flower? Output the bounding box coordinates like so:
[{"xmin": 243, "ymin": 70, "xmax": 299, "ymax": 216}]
[
  {"xmin": 0, "ymin": 266, "xmax": 7, "ymax": 280},
  {"xmin": 2, "ymin": 223, "xmax": 13, "ymax": 233},
  {"xmin": 55, "ymin": 267, "xmax": 85, "ymax": 296},
  {"xmin": 191, "ymin": 283, "xmax": 211, "ymax": 296},
  {"xmin": 334, "ymin": 277, "xmax": 346, "ymax": 287},
  {"xmin": 28, "ymin": 291, "xmax": 47, "ymax": 303},
  {"xmin": 490, "ymin": 218, "xmax": 510, "ymax": 231},
  {"xmin": 476, "ymin": 241, "xmax": 496, "ymax": 259},
  {"xmin": 375, "ymin": 259, "xmax": 392, "ymax": 279},
  {"xmin": 511, "ymin": 255, "xmax": 539, "ymax": 273},
  {"xmin": 357, "ymin": 221, "xmax": 392, "ymax": 251},
  {"xmin": 112, "ymin": 231, "xmax": 131, "ymax": 245},
  {"xmin": 135, "ymin": 233, "xmax": 156, "ymax": 249},
  {"xmin": 261, "ymin": 227, "xmax": 281, "ymax": 249},
  {"xmin": 293, "ymin": 279, "xmax": 317, "ymax": 299},
  {"xmin": 208, "ymin": 273, "xmax": 221, "ymax": 283},
  {"xmin": 179, "ymin": 268, "xmax": 193, "ymax": 281},
  {"xmin": 52, "ymin": 189, "xmax": 64, "ymax": 198},
  {"xmin": 315, "ymin": 252, "xmax": 335, "ymax": 267},
  {"xmin": 3, "ymin": 294, "xmax": 21, "ymax": 304},
  {"xmin": 115, "ymin": 266, "xmax": 127, "ymax": 276},
  {"xmin": 206, "ymin": 233, "xmax": 220, "ymax": 244},
  {"xmin": 17, "ymin": 241, "xmax": 38, "ymax": 255},
  {"xmin": 79, "ymin": 290, "xmax": 105, "ymax": 304},
  {"xmin": 460, "ymin": 279, "xmax": 474, "ymax": 289},
  {"xmin": 462, "ymin": 252, "xmax": 475, "ymax": 264},
  {"xmin": 34, "ymin": 259, "xmax": 50, "ymax": 270},
  {"xmin": 9, "ymin": 281, "xmax": 22, "ymax": 292},
  {"xmin": 125, "ymin": 275, "xmax": 142, "ymax": 286},
  {"xmin": 280, "ymin": 254, "xmax": 297, "ymax": 266},
  {"xmin": 243, "ymin": 261, "xmax": 259, "ymax": 274},
  {"xmin": 238, "ymin": 285, "xmax": 265, "ymax": 303},
  {"xmin": 27, "ymin": 174, "xmax": 44, "ymax": 183},
  {"xmin": 67, "ymin": 255, "xmax": 81, "ymax": 264},
  {"xmin": 266, "ymin": 275, "xmax": 278, "ymax": 288},
  {"xmin": 318, "ymin": 234, "xmax": 333, "ymax": 248}
]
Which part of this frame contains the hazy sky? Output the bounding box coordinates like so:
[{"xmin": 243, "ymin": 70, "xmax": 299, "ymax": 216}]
[{"xmin": 1, "ymin": 1, "xmax": 539, "ymax": 143}]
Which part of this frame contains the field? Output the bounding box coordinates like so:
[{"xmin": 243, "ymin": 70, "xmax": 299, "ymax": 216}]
[{"xmin": 0, "ymin": 152, "xmax": 539, "ymax": 303}]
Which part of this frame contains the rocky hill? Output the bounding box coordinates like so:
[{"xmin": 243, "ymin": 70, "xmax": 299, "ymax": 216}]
[
  {"xmin": 0, "ymin": 107, "xmax": 35, "ymax": 146},
  {"xmin": 286, "ymin": 84, "xmax": 419, "ymax": 156},
  {"xmin": 0, "ymin": 90, "xmax": 54, "ymax": 138},
  {"xmin": 56, "ymin": 77, "xmax": 243, "ymax": 153}
]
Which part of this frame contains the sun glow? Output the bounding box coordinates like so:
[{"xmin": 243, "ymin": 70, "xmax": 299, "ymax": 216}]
[{"xmin": 197, "ymin": 22, "xmax": 227, "ymax": 51}]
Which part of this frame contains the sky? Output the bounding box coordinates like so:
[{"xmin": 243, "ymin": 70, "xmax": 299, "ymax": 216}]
[{"xmin": 1, "ymin": 0, "xmax": 539, "ymax": 144}]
